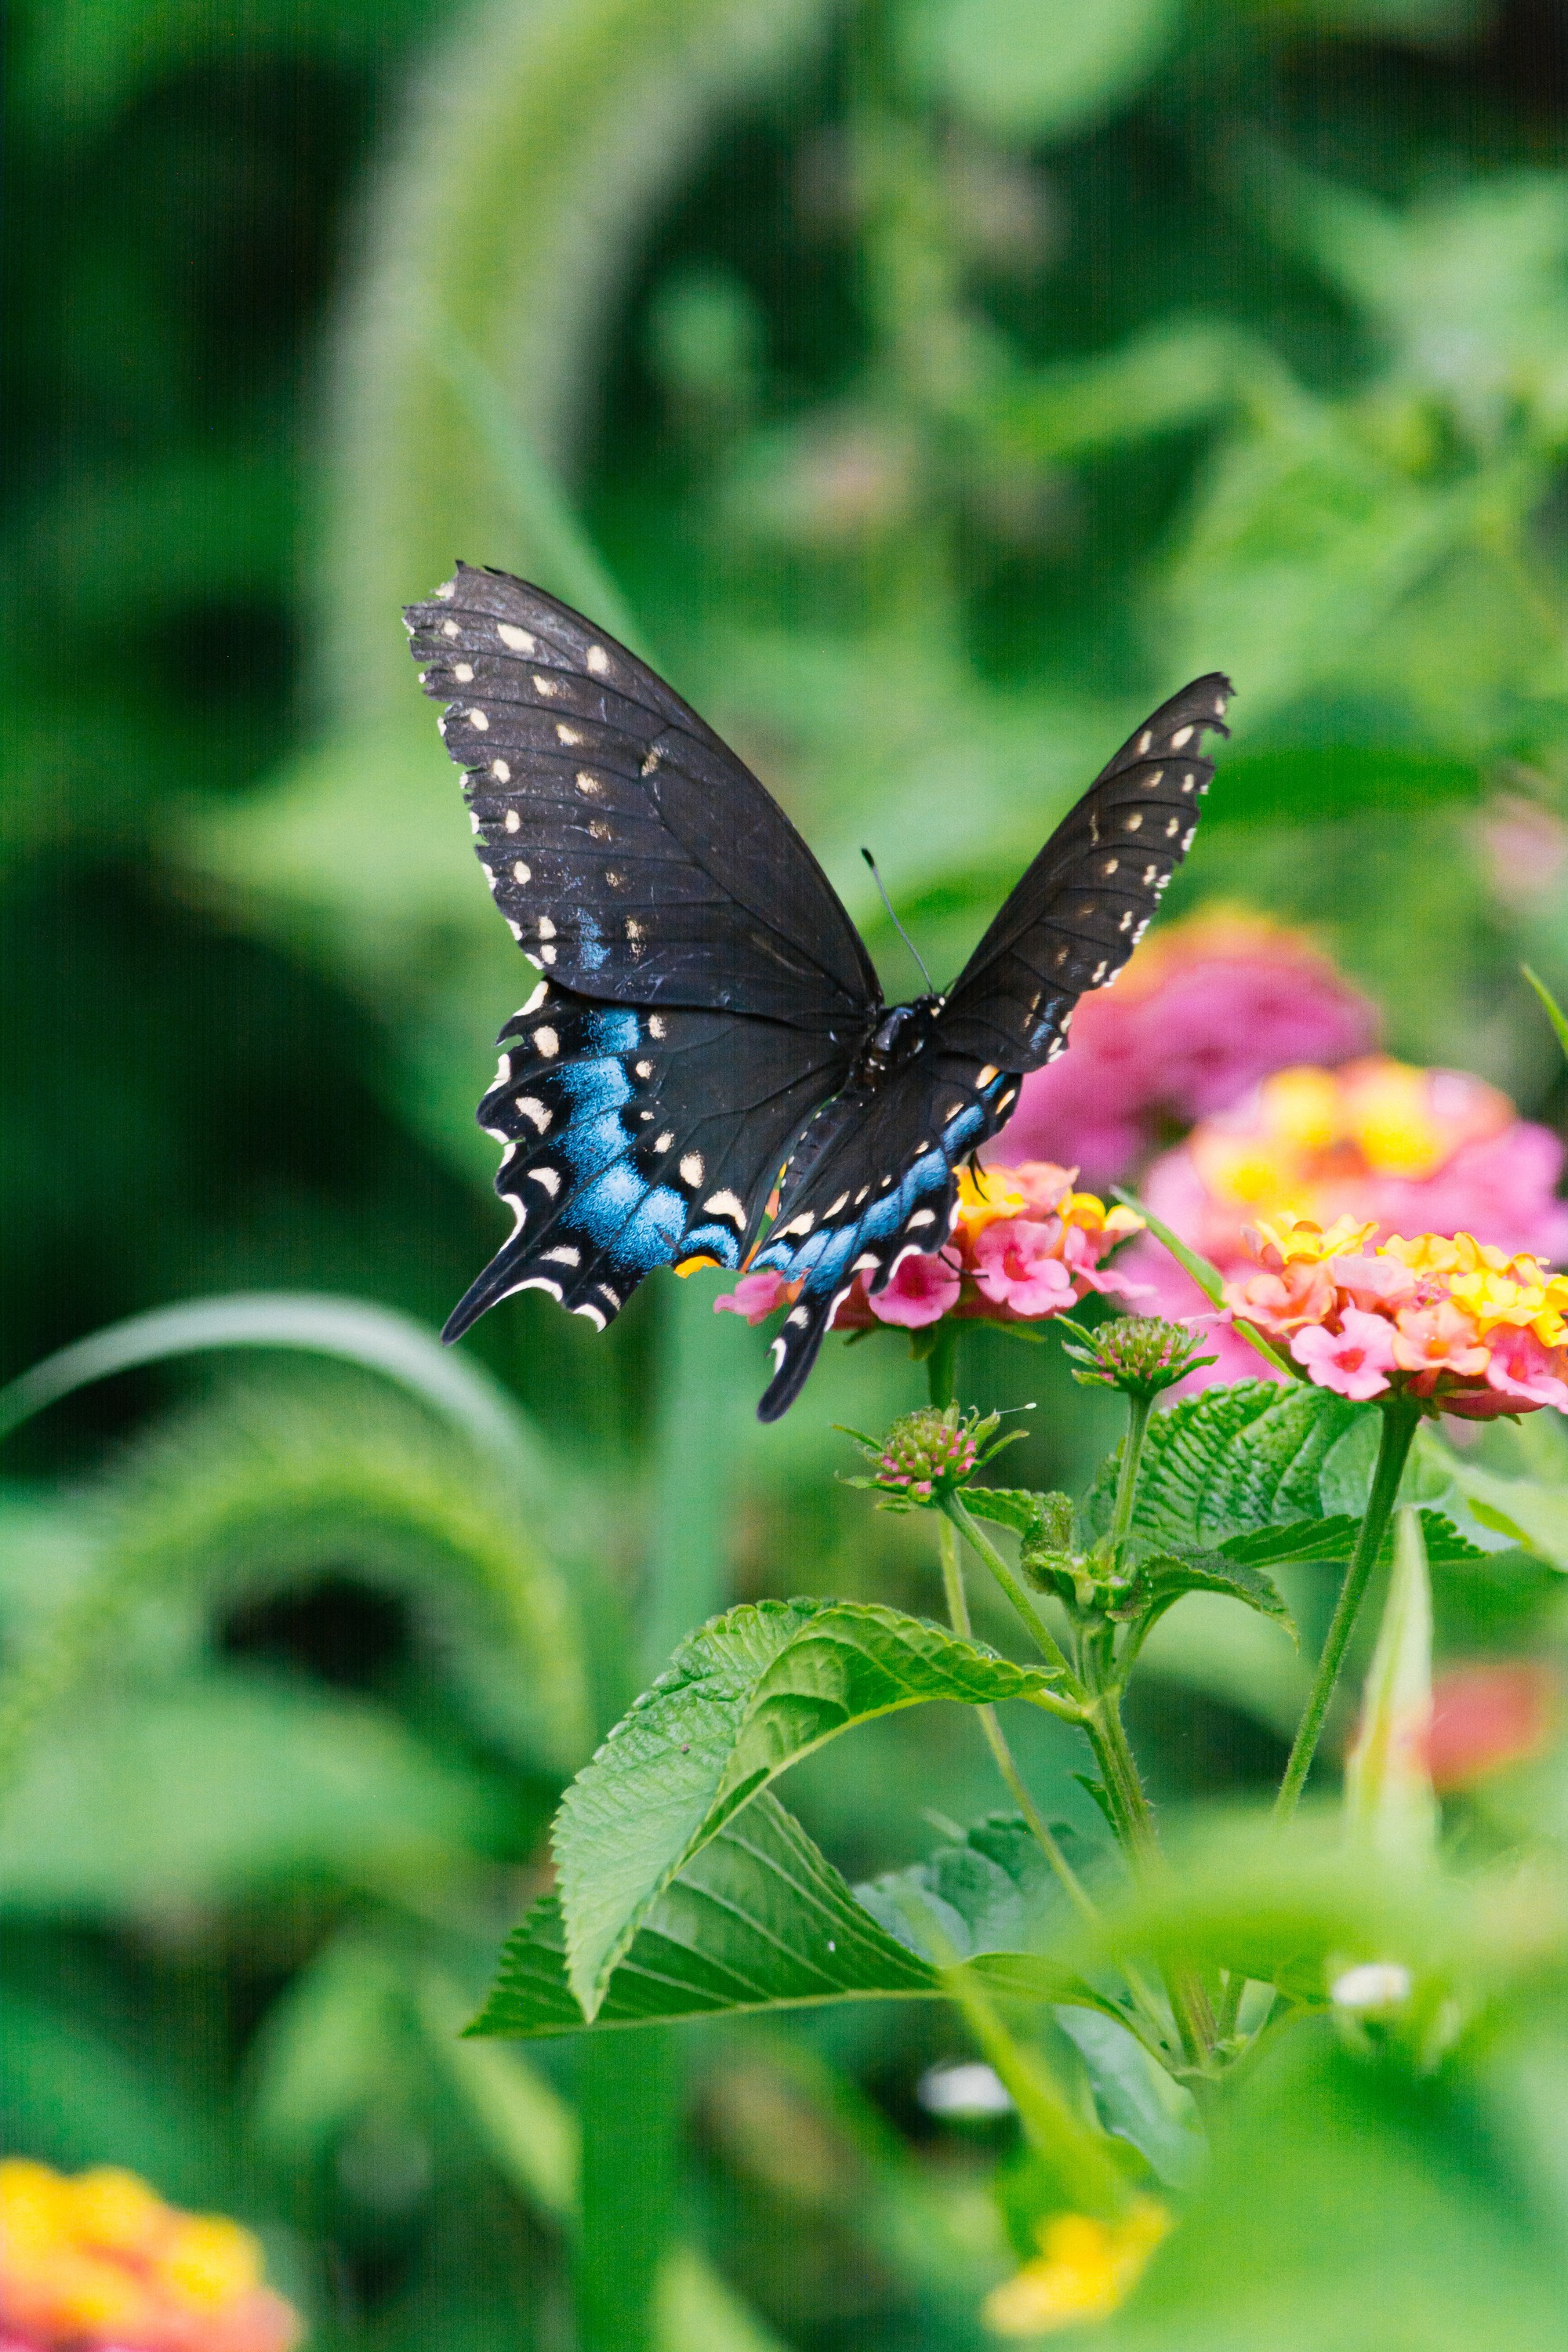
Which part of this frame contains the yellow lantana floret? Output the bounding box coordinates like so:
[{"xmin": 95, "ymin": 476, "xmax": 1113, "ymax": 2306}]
[
  {"xmin": 1448, "ymin": 1269, "xmax": 1568, "ymax": 1345},
  {"xmin": 1252, "ymin": 1213, "xmax": 1378, "ymax": 1264},
  {"xmin": 67, "ymin": 2166, "xmax": 170, "ymax": 2256},
  {"xmin": 982, "ymin": 2199, "xmax": 1171, "ymax": 2337},
  {"xmin": 956, "ymin": 1165, "xmax": 1030, "ymax": 1236}
]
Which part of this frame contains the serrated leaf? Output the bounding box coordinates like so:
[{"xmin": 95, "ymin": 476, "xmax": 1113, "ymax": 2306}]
[
  {"xmin": 1085, "ymin": 1381, "xmax": 1361, "ymax": 1554},
  {"xmin": 1381, "ymin": 1509, "xmax": 1486, "ymax": 1569},
  {"xmin": 1221, "ymin": 1517, "xmax": 1362, "ymax": 1566},
  {"xmin": 962, "ymin": 1487, "xmax": 1045, "ymax": 1536},
  {"xmin": 473, "ymin": 1795, "xmax": 937, "ymax": 2035},
  {"xmin": 554, "ymin": 1599, "xmax": 1065, "ymax": 2018},
  {"xmin": 1130, "ymin": 1551, "xmax": 1294, "ymax": 1638}
]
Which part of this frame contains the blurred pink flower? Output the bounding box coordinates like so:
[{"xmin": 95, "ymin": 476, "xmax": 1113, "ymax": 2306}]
[
  {"xmin": 713, "ymin": 1270, "xmax": 798, "ymax": 1325},
  {"xmin": 991, "ymin": 908, "xmax": 1377, "ymax": 1189}
]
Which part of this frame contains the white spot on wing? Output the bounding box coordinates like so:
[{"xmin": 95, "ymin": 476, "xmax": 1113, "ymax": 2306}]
[
  {"xmin": 1171, "ymin": 725, "xmax": 1194, "ymax": 749},
  {"xmin": 586, "ymin": 645, "xmax": 609, "ymax": 674},
  {"xmin": 469, "ymin": 709, "xmax": 489, "ymax": 731},
  {"xmin": 557, "ymin": 724, "xmax": 583, "ymax": 746},
  {"xmin": 498, "ymin": 624, "xmax": 535, "ymax": 652},
  {"xmin": 654, "ymin": 1130, "xmax": 675, "ymax": 1153},
  {"xmin": 680, "ymin": 1152, "xmax": 704, "ymax": 1185},
  {"xmin": 534, "ymin": 1027, "xmax": 559, "ymax": 1058},
  {"xmin": 517, "ymin": 1097, "xmax": 550, "ymax": 1131},
  {"xmin": 543, "ymin": 1244, "xmax": 581, "ymax": 1267},
  {"xmin": 513, "ymin": 859, "xmax": 532, "ymax": 884},
  {"xmin": 454, "ymin": 662, "xmax": 474, "ymax": 683},
  {"xmin": 530, "ymin": 1167, "xmax": 561, "ymax": 1196},
  {"xmin": 705, "ymin": 1190, "xmax": 746, "ymax": 1224}
]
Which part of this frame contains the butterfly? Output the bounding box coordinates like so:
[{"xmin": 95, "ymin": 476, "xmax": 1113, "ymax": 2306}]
[{"xmin": 406, "ymin": 565, "xmax": 1230, "ymax": 1421}]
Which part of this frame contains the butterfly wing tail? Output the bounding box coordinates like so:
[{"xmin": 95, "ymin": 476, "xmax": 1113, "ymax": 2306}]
[{"xmin": 756, "ymin": 1290, "xmax": 840, "ymax": 1422}]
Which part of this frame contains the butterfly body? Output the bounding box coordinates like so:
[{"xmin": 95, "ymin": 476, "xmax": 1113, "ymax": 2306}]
[{"xmin": 406, "ymin": 565, "xmax": 1229, "ymax": 1418}]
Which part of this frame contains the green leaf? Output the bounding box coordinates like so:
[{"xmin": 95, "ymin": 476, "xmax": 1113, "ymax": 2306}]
[
  {"xmin": 1345, "ymin": 1510, "xmax": 1437, "ymax": 1864},
  {"xmin": 1127, "ymin": 1552, "xmax": 1294, "ymax": 1639},
  {"xmin": 962, "ymin": 1486, "xmax": 1046, "ymax": 1537},
  {"xmin": 1385, "ymin": 1510, "xmax": 1486, "ymax": 1569},
  {"xmin": 1524, "ymin": 965, "xmax": 1568, "ymax": 1065},
  {"xmin": 1085, "ymin": 1381, "xmax": 1361, "ymax": 1555},
  {"xmin": 554, "ymin": 1599, "xmax": 1065, "ymax": 2018},
  {"xmin": 474, "ymin": 1793, "xmax": 939, "ymax": 2035},
  {"xmin": 1051, "ymin": 2007, "xmax": 1205, "ymax": 2190},
  {"xmin": 1221, "ymin": 1518, "xmax": 1362, "ymax": 1566},
  {"xmin": 913, "ymin": 0, "xmax": 1183, "ymax": 142}
]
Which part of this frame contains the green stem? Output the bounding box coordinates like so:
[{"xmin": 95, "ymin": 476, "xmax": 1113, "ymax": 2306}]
[
  {"xmin": 937, "ymin": 1512, "xmax": 1098, "ymax": 1925},
  {"xmin": 942, "ymin": 1493, "xmax": 1076, "ymax": 1686},
  {"xmin": 1086, "ymin": 1693, "xmax": 1216, "ymax": 2069},
  {"xmin": 1274, "ymin": 1399, "xmax": 1421, "ymax": 1824},
  {"xmin": 924, "ymin": 1322, "xmax": 958, "ymax": 1410},
  {"xmin": 1109, "ymin": 1391, "xmax": 1153, "ymax": 1555}
]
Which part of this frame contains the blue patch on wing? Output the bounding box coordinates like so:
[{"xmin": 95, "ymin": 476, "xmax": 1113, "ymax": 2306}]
[{"xmin": 612, "ymin": 1185, "xmax": 688, "ymax": 1271}]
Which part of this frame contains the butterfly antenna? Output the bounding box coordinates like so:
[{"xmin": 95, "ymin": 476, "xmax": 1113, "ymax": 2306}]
[{"xmin": 862, "ymin": 848, "xmax": 935, "ymax": 994}]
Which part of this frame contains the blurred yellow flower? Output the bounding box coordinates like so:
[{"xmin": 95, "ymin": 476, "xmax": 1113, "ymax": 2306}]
[
  {"xmin": 0, "ymin": 2158, "xmax": 298, "ymax": 2351},
  {"xmin": 982, "ymin": 2198, "xmax": 1171, "ymax": 2337}
]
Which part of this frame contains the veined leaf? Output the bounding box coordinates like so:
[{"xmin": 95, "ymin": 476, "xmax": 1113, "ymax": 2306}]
[
  {"xmin": 480, "ymin": 1796, "xmax": 1107, "ymax": 2040},
  {"xmin": 475, "ymin": 1794, "xmax": 936, "ymax": 2035},
  {"xmin": 962, "ymin": 1487, "xmax": 1047, "ymax": 1537},
  {"xmin": 1127, "ymin": 1552, "xmax": 1293, "ymax": 1639},
  {"xmin": 1084, "ymin": 1382, "xmax": 1360, "ymax": 1555},
  {"xmin": 554, "ymin": 1599, "xmax": 1064, "ymax": 2017},
  {"xmin": 1221, "ymin": 1519, "xmax": 1361, "ymax": 1566}
]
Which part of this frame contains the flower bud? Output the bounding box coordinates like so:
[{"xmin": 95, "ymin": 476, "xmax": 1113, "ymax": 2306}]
[
  {"xmin": 862, "ymin": 1403, "xmax": 991, "ymax": 1501},
  {"xmin": 1058, "ymin": 1315, "xmax": 1217, "ymax": 1399}
]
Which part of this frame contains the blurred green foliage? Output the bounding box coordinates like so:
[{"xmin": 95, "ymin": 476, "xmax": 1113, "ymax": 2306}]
[{"xmin": 12, "ymin": 0, "xmax": 1568, "ymax": 2342}]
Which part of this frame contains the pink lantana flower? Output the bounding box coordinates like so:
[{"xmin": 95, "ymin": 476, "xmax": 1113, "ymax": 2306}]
[
  {"xmin": 1224, "ymin": 1258, "xmax": 1337, "ymax": 1339},
  {"xmin": 1391, "ymin": 1301, "xmax": 1490, "ymax": 1379},
  {"xmin": 865, "ymin": 1247, "xmax": 964, "ymax": 1328},
  {"xmin": 1290, "ymin": 1307, "xmax": 1398, "ymax": 1400},
  {"xmin": 1483, "ymin": 1323, "xmax": 1568, "ymax": 1412},
  {"xmin": 970, "ymin": 1221, "xmax": 1076, "ymax": 1316}
]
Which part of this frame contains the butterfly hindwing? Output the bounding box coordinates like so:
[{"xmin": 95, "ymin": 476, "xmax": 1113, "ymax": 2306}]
[
  {"xmin": 445, "ymin": 979, "xmax": 851, "ymax": 1339},
  {"xmin": 749, "ymin": 1053, "xmax": 1013, "ymax": 1421},
  {"xmin": 935, "ymin": 673, "xmax": 1232, "ymax": 1073},
  {"xmin": 405, "ymin": 567, "xmax": 879, "ymax": 1027}
]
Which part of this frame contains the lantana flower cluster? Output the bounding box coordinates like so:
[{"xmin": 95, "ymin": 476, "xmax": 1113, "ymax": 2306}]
[
  {"xmin": 990, "ymin": 909, "xmax": 1377, "ymax": 1189},
  {"xmin": 715, "ymin": 1163, "xmax": 1147, "ymax": 1334},
  {"xmin": 1225, "ymin": 1214, "xmax": 1568, "ymax": 1417},
  {"xmin": 1131, "ymin": 1054, "xmax": 1568, "ymax": 1388},
  {"xmin": 0, "ymin": 2161, "xmax": 299, "ymax": 2352}
]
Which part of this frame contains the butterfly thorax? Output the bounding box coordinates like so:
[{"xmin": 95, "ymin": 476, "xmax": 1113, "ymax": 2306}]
[{"xmin": 850, "ymin": 996, "xmax": 946, "ymax": 1091}]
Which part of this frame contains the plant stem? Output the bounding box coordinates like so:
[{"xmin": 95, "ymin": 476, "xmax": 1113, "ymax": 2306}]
[
  {"xmin": 1085, "ymin": 1692, "xmax": 1216, "ymax": 2067},
  {"xmin": 1274, "ymin": 1399, "xmax": 1421, "ymax": 1824},
  {"xmin": 925, "ymin": 1322, "xmax": 958, "ymax": 1409},
  {"xmin": 942, "ymin": 1493, "xmax": 1076, "ymax": 1684},
  {"xmin": 936, "ymin": 1510, "xmax": 1098, "ymax": 1923},
  {"xmin": 1108, "ymin": 1391, "xmax": 1153, "ymax": 1555}
]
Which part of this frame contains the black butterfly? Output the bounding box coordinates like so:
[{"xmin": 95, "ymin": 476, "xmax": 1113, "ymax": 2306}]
[{"xmin": 406, "ymin": 566, "xmax": 1230, "ymax": 1421}]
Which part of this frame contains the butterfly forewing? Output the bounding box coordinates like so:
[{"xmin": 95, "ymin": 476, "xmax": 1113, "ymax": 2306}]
[
  {"xmin": 935, "ymin": 674, "xmax": 1231, "ymax": 1072},
  {"xmin": 406, "ymin": 567, "xmax": 879, "ymax": 1025}
]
